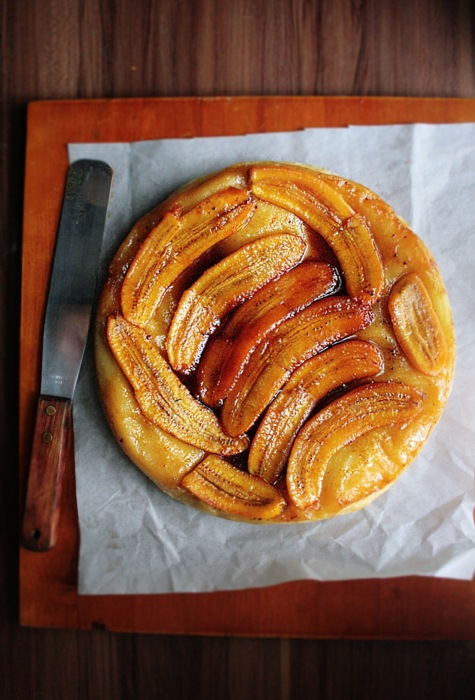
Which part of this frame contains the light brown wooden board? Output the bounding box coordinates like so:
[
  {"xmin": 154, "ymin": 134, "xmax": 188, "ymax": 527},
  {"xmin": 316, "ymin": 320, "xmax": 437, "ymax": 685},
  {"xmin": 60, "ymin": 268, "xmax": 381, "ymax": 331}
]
[{"xmin": 19, "ymin": 96, "xmax": 475, "ymax": 638}]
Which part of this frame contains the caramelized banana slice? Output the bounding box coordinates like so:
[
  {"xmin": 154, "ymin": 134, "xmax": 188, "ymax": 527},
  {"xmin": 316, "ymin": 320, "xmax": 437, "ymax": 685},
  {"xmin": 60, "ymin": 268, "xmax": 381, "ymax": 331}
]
[
  {"xmin": 106, "ymin": 314, "xmax": 248, "ymax": 455},
  {"xmin": 121, "ymin": 188, "xmax": 256, "ymax": 327},
  {"xmin": 250, "ymin": 165, "xmax": 384, "ymax": 304},
  {"xmin": 197, "ymin": 261, "xmax": 341, "ymax": 405},
  {"xmin": 248, "ymin": 340, "xmax": 384, "ymax": 484},
  {"xmin": 336, "ymin": 214, "xmax": 385, "ymax": 303},
  {"xmin": 166, "ymin": 233, "xmax": 306, "ymax": 373},
  {"xmin": 388, "ymin": 273, "xmax": 448, "ymax": 375},
  {"xmin": 286, "ymin": 381, "xmax": 425, "ymax": 509},
  {"xmin": 181, "ymin": 455, "xmax": 286, "ymax": 520},
  {"xmin": 250, "ymin": 163, "xmax": 355, "ymax": 221},
  {"xmin": 221, "ymin": 297, "xmax": 373, "ymax": 436},
  {"xmin": 197, "ymin": 334, "xmax": 232, "ymax": 406}
]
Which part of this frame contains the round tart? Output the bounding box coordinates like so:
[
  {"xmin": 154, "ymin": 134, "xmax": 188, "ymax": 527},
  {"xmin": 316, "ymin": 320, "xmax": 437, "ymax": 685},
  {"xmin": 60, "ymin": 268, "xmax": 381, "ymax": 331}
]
[{"xmin": 95, "ymin": 162, "xmax": 455, "ymax": 523}]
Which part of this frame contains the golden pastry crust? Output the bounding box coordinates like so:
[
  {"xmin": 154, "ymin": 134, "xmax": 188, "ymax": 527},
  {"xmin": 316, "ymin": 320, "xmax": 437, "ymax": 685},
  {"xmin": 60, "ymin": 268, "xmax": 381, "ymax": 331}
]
[{"xmin": 95, "ymin": 162, "xmax": 455, "ymax": 523}]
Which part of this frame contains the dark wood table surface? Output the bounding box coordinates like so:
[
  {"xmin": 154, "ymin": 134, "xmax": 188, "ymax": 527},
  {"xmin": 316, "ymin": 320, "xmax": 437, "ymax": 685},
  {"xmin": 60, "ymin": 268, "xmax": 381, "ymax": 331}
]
[{"xmin": 2, "ymin": 1, "xmax": 474, "ymax": 698}]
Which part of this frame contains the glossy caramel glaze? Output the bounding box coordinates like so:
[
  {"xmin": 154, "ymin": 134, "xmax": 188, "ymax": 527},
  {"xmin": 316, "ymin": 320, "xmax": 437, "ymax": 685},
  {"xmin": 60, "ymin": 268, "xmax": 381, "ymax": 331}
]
[{"xmin": 95, "ymin": 162, "xmax": 455, "ymax": 523}]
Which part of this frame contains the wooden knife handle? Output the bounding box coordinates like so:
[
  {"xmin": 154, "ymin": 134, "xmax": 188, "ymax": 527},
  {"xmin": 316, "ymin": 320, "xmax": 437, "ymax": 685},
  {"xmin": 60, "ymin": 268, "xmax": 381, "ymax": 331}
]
[{"xmin": 22, "ymin": 396, "xmax": 72, "ymax": 551}]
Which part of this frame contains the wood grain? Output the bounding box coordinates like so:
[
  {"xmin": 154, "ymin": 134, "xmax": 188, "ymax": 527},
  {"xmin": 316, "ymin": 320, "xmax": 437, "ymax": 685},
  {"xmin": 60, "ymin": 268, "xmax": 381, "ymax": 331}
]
[
  {"xmin": 2, "ymin": 1, "xmax": 475, "ymax": 699},
  {"xmin": 21, "ymin": 396, "xmax": 72, "ymax": 552},
  {"xmin": 18, "ymin": 95, "xmax": 475, "ymax": 639}
]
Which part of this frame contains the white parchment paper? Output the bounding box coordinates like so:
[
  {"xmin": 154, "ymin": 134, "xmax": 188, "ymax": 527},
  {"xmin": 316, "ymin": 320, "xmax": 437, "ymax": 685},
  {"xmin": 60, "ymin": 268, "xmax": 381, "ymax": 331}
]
[{"xmin": 69, "ymin": 123, "xmax": 475, "ymax": 594}]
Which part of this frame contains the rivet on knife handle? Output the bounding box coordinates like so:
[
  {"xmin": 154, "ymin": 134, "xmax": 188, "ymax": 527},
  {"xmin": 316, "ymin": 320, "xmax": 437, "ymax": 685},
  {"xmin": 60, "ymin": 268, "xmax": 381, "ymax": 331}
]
[{"xmin": 22, "ymin": 397, "xmax": 72, "ymax": 551}]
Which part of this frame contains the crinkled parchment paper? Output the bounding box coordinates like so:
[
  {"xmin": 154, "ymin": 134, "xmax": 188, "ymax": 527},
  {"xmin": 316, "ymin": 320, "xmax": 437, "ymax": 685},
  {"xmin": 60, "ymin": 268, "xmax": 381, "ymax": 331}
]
[{"xmin": 68, "ymin": 123, "xmax": 475, "ymax": 594}]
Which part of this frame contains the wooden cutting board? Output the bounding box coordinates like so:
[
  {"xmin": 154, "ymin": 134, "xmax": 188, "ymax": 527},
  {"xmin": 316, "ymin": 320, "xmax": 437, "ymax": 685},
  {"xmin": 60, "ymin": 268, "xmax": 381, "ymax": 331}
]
[{"xmin": 19, "ymin": 96, "xmax": 475, "ymax": 638}]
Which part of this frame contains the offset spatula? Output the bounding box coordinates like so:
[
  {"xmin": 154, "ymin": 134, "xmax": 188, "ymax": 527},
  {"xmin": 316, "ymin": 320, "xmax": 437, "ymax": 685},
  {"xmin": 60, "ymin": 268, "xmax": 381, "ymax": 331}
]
[{"xmin": 22, "ymin": 159, "xmax": 113, "ymax": 552}]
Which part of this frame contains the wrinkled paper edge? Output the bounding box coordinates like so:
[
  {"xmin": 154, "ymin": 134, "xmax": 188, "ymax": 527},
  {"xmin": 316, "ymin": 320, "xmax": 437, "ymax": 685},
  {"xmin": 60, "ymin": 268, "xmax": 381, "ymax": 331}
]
[{"xmin": 69, "ymin": 123, "xmax": 475, "ymax": 594}]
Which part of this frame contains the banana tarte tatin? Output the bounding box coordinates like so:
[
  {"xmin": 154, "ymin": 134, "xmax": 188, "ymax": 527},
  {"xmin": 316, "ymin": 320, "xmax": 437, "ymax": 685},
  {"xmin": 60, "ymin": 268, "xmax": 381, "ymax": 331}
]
[{"xmin": 95, "ymin": 162, "xmax": 455, "ymax": 523}]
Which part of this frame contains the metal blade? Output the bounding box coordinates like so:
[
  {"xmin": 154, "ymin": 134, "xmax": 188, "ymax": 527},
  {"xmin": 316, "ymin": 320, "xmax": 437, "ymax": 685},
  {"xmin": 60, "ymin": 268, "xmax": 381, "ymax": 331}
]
[{"xmin": 40, "ymin": 159, "xmax": 113, "ymax": 398}]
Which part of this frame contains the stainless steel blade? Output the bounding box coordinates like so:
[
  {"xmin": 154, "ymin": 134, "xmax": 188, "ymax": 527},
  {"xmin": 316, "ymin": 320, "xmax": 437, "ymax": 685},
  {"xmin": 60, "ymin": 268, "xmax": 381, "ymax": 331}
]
[{"xmin": 41, "ymin": 159, "xmax": 113, "ymax": 398}]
